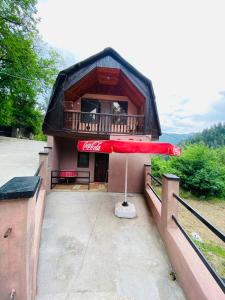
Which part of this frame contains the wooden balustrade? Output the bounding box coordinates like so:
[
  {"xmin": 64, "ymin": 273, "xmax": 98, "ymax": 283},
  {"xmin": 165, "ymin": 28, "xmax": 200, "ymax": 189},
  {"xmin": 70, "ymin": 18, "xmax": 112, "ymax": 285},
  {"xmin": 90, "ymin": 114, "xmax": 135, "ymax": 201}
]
[{"xmin": 64, "ymin": 111, "xmax": 145, "ymax": 134}]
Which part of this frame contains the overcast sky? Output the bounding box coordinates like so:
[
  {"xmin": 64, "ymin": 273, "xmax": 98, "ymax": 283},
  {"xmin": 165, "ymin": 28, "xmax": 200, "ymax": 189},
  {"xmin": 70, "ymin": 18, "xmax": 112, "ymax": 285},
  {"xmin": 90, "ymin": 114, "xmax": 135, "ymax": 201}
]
[{"xmin": 37, "ymin": 0, "xmax": 225, "ymax": 133}]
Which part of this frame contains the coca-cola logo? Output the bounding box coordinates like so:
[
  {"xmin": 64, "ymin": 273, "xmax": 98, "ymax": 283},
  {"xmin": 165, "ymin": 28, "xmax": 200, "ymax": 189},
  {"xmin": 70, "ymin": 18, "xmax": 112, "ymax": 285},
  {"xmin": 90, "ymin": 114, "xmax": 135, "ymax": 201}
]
[{"xmin": 83, "ymin": 141, "xmax": 102, "ymax": 151}]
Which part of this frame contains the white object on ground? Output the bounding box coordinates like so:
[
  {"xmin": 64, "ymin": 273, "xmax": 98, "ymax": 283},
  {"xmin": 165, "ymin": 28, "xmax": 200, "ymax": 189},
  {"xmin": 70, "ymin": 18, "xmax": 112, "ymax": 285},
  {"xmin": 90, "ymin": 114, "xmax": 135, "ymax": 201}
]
[
  {"xmin": 115, "ymin": 201, "xmax": 137, "ymax": 219},
  {"xmin": 191, "ymin": 232, "xmax": 203, "ymax": 243}
]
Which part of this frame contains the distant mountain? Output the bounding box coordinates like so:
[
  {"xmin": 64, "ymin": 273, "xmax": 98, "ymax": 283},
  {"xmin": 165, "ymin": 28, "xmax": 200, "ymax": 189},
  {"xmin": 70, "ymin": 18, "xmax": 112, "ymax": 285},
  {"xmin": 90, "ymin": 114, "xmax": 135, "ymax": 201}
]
[{"xmin": 159, "ymin": 133, "xmax": 193, "ymax": 145}]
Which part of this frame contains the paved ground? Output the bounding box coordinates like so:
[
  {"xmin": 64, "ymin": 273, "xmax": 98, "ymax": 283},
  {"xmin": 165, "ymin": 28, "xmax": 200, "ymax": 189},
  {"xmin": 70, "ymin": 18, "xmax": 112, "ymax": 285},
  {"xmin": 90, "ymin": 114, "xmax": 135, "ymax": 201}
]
[
  {"xmin": 53, "ymin": 183, "xmax": 107, "ymax": 192},
  {"xmin": 0, "ymin": 137, "xmax": 46, "ymax": 187},
  {"xmin": 37, "ymin": 191, "xmax": 185, "ymax": 300}
]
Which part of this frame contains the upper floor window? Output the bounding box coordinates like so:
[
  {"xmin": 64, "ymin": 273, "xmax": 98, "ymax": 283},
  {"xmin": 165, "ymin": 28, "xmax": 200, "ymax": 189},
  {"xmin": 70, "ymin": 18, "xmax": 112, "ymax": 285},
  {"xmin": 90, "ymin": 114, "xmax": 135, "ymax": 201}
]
[
  {"xmin": 80, "ymin": 99, "xmax": 128, "ymax": 125},
  {"xmin": 111, "ymin": 101, "xmax": 128, "ymax": 125},
  {"xmin": 81, "ymin": 99, "xmax": 100, "ymax": 123}
]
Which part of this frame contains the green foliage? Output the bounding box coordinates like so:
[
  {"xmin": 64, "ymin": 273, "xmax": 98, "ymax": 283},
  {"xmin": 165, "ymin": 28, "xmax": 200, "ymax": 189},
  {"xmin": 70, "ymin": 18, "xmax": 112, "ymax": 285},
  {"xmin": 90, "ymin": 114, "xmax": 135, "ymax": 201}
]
[
  {"xmin": 34, "ymin": 132, "xmax": 47, "ymax": 141},
  {"xmin": 152, "ymin": 144, "xmax": 225, "ymax": 198},
  {"xmin": 185, "ymin": 123, "xmax": 225, "ymax": 148},
  {"xmin": 150, "ymin": 156, "xmax": 175, "ymax": 178},
  {"xmin": 194, "ymin": 240, "xmax": 225, "ymax": 277},
  {"xmin": 0, "ymin": 0, "xmax": 62, "ymax": 134},
  {"xmin": 195, "ymin": 240, "xmax": 225, "ymax": 259}
]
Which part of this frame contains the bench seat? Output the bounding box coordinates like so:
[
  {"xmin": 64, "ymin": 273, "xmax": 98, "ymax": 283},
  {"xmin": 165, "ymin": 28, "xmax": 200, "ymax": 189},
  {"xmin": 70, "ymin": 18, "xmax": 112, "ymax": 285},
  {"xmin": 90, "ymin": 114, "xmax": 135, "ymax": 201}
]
[{"xmin": 51, "ymin": 170, "xmax": 90, "ymax": 189}]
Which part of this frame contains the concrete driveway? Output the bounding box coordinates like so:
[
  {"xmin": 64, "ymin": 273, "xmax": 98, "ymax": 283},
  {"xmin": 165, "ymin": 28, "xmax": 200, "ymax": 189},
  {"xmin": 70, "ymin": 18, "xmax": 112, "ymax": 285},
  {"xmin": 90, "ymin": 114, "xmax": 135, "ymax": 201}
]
[
  {"xmin": 37, "ymin": 191, "xmax": 185, "ymax": 300},
  {"xmin": 0, "ymin": 137, "xmax": 46, "ymax": 187}
]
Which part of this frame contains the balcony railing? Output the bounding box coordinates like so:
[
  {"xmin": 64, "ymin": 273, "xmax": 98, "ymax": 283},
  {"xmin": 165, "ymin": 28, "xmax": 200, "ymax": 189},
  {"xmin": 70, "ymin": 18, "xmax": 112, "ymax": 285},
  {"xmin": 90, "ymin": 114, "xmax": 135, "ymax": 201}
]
[{"xmin": 64, "ymin": 111, "xmax": 145, "ymax": 134}]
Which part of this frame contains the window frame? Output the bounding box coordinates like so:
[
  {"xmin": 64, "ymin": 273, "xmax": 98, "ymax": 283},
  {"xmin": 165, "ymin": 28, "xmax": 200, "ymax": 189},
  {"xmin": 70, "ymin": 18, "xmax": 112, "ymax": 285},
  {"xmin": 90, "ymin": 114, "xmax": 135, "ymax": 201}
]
[{"xmin": 77, "ymin": 152, "xmax": 89, "ymax": 168}]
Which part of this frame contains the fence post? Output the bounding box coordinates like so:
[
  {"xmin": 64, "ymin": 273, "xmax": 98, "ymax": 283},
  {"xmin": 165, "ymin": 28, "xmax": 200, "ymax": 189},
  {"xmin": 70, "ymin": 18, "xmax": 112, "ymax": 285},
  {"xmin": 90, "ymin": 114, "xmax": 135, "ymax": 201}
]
[
  {"xmin": 144, "ymin": 164, "xmax": 151, "ymax": 189},
  {"xmin": 161, "ymin": 174, "xmax": 180, "ymax": 231}
]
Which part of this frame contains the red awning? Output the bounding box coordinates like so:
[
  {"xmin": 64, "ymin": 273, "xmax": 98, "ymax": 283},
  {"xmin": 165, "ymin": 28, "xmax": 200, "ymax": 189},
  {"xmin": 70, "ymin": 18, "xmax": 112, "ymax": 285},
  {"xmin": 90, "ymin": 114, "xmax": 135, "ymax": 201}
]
[{"xmin": 77, "ymin": 140, "xmax": 181, "ymax": 156}]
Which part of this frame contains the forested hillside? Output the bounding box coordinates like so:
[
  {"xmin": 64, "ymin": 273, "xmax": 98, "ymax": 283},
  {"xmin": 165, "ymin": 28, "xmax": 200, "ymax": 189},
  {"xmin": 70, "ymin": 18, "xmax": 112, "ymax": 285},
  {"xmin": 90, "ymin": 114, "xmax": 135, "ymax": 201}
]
[
  {"xmin": 159, "ymin": 133, "xmax": 193, "ymax": 145},
  {"xmin": 185, "ymin": 123, "xmax": 225, "ymax": 147},
  {"xmin": 0, "ymin": 0, "xmax": 62, "ymax": 138}
]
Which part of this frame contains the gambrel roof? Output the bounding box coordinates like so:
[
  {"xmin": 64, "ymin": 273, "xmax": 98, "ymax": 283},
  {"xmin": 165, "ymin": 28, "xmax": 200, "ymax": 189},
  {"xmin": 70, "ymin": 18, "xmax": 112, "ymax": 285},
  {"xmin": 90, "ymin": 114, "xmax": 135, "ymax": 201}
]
[{"xmin": 43, "ymin": 47, "xmax": 161, "ymax": 138}]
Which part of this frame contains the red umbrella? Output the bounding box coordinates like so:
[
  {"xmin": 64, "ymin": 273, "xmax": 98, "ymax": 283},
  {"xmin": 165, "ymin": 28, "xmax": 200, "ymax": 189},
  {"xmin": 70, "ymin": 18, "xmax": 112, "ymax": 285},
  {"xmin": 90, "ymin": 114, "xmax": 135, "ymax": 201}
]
[
  {"xmin": 78, "ymin": 140, "xmax": 181, "ymax": 209},
  {"xmin": 78, "ymin": 140, "xmax": 181, "ymax": 155}
]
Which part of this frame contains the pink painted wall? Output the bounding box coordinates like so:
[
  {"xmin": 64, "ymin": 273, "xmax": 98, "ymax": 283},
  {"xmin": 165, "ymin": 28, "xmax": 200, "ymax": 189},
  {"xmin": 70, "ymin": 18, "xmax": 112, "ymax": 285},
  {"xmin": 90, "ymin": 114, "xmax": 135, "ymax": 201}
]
[
  {"xmin": 52, "ymin": 136, "xmax": 95, "ymax": 182},
  {"xmin": 49, "ymin": 135, "xmax": 152, "ymax": 192},
  {"xmin": 108, "ymin": 135, "xmax": 151, "ymax": 193},
  {"xmin": 128, "ymin": 99, "xmax": 138, "ymax": 115},
  {"xmin": 0, "ymin": 188, "xmax": 46, "ymax": 300},
  {"xmin": 0, "ymin": 199, "xmax": 28, "ymax": 299}
]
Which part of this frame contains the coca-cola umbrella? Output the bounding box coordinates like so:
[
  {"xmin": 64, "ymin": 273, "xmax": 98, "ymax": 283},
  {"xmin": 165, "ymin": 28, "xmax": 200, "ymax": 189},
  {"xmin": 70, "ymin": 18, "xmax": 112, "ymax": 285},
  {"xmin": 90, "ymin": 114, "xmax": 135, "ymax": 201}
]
[{"xmin": 77, "ymin": 140, "xmax": 181, "ymax": 218}]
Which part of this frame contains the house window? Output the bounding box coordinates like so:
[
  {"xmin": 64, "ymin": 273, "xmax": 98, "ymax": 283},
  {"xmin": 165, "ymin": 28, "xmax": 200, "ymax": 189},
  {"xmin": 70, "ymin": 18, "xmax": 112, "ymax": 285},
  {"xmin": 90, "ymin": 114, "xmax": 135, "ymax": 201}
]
[
  {"xmin": 81, "ymin": 99, "xmax": 100, "ymax": 123},
  {"xmin": 77, "ymin": 152, "xmax": 89, "ymax": 168},
  {"xmin": 111, "ymin": 101, "xmax": 128, "ymax": 125}
]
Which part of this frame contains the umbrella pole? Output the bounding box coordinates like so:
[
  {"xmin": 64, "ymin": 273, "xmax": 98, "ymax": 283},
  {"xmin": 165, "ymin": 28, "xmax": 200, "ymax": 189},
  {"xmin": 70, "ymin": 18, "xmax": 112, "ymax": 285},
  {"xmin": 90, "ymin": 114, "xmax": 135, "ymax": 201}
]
[{"xmin": 122, "ymin": 155, "xmax": 128, "ymax": 206}]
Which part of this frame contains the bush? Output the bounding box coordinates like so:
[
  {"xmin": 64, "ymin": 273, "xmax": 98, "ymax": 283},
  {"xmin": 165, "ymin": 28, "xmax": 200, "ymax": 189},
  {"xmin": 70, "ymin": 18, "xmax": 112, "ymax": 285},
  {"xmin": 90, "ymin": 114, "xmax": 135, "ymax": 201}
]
[
  {"xmin": 152, "ymin": 144, "xmax": 225, "ymax": 198},
  {"xmin": 34, "ymin": 132, "xmax": 47, "ymax": 141},
  {"xmin": 151, "ymin": 156, "xmax": 175, "ymax": 178}
]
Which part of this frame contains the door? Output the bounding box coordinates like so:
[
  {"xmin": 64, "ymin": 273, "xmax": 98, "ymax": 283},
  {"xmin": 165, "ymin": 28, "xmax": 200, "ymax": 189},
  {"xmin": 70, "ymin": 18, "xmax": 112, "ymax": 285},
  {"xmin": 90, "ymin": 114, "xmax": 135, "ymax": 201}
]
[{"xmin": 94, "ymin": 153, "xmax": 109, "ymax": 182}]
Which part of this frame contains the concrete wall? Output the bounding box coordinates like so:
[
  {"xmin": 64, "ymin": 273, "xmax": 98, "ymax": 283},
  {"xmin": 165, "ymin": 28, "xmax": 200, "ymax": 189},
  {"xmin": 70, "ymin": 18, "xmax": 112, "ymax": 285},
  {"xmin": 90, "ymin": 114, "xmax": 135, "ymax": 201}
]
[{"xmin": 144, "ymin": 166, "xmax": 225, "ymax": 300}]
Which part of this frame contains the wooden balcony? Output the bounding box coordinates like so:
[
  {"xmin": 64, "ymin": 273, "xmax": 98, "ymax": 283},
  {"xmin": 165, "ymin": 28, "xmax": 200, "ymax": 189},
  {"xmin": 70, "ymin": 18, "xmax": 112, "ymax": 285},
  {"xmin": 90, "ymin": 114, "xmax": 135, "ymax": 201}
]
[{"xmin": 64, "ymin": 111, "xmax": 145, "ymax": 134}]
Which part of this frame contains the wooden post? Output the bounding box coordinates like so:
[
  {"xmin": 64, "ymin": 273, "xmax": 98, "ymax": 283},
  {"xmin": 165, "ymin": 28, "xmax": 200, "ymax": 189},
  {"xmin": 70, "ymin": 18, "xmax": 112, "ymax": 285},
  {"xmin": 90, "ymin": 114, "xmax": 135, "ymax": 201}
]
[{"xmin": 161, "ymin": 174, "xmax": 180, "ymax": 231}]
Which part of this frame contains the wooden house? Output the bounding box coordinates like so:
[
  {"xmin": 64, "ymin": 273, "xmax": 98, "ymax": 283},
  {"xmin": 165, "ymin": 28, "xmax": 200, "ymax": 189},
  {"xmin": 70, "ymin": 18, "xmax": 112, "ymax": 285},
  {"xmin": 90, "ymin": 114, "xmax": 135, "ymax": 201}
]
[{"xmin": 43, "ymin": 48, "xmax": 161, "ymax": 192}]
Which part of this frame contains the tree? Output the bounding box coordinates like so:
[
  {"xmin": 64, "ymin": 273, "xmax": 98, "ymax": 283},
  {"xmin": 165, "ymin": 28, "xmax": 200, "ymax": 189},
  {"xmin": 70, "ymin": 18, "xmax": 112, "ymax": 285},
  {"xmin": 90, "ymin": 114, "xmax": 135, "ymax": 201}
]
[
  {"xmin": 185, "ymin": 123, "xmax": 225, "ymax": 148},
  {"xmin": 0, "ymin": 0, "xmax": 62, "ymax": 134},
  {"xmin": 152, "ymin": 144, "xmax": 225, "ymax": 198}
]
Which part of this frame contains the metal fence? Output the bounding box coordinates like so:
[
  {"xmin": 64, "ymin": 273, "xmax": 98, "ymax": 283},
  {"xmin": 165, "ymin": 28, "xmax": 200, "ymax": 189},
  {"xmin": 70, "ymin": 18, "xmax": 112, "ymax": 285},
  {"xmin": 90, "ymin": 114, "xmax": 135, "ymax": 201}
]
[{"xmin": 173, "ymin": 193, "xmax": 225, "ymax": 293}]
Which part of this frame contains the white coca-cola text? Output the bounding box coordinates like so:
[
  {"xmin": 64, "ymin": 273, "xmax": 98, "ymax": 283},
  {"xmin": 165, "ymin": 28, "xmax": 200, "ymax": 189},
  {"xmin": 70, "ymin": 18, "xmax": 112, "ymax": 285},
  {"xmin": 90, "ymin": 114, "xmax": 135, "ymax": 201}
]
[{"xmin": 83, "ymin": 141, "xmax": 102, "ymax": 151}]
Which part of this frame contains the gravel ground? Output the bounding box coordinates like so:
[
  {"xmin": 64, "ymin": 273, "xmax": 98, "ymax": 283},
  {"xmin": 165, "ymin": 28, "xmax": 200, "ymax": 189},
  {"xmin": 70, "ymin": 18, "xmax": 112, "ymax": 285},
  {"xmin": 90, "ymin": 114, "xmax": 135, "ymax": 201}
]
[
  {"xmin": 0, "ymin": 136, "xmax": 46, "ymax": 187},
  {"xmin": 178, "ymin": 198, "xmax": 225, "ymax": 277},
  {"xmin": 178, "ymin": 199, "xmax": 225, "ymax": 246}
]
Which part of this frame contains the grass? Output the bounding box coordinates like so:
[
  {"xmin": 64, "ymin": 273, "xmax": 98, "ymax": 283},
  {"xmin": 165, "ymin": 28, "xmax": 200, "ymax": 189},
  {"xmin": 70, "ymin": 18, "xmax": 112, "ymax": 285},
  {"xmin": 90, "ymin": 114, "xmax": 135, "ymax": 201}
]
[
  {"xmin": 196, "ymin": 241, "xmax": 225, "ymax": 259},
  {"xmin": 194, "ymin": 240, "xmax": 225, "ymax": 278},
  {"xmin": 180, "ymin": 188, "xmax": 225, "ymax": 202}
]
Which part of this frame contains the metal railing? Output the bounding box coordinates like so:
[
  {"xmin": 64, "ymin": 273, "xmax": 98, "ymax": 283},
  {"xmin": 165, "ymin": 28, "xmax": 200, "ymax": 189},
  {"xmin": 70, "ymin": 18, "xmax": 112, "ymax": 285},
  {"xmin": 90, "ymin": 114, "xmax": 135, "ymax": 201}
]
[
  {"xmin": 9, "ymin": 289, "xmax": 16, "ymax": 300},
  {"xmin": 64, "ymin": 111, "xmax": 145, "ymax": 134},
  {"xmin": 3, "ymin": 227, "xmax": 12, "ymax": 238},
  {"xmin": 146, "ymin": 172, "xmax": 162, "ymax": 203},
  {"xmin": 34, "ymin": 162, "xmax": 43, "ymax": 176},
  {"xmin": 34, "ymin": 162, "xmax": 44, "ymax": 200},
  {"xmin": 173, "ymin": 193, "xmax": 225, "ymax": 293}
]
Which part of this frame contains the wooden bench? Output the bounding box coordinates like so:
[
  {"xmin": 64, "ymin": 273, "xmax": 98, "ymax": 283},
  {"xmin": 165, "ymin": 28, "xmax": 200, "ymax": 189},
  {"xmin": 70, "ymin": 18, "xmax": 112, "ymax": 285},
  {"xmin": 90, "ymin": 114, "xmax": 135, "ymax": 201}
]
[{"xmin": 51, "ymin": 170, "xmax": 90, "ymax": 189}]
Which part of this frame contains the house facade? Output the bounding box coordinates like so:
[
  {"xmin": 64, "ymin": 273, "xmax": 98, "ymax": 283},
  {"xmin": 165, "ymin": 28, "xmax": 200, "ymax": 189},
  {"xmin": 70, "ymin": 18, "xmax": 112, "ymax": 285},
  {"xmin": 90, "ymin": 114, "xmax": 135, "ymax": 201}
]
[{"xmin": 43, "ymin": 48, "xmax": 161, "ymax": 193}]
